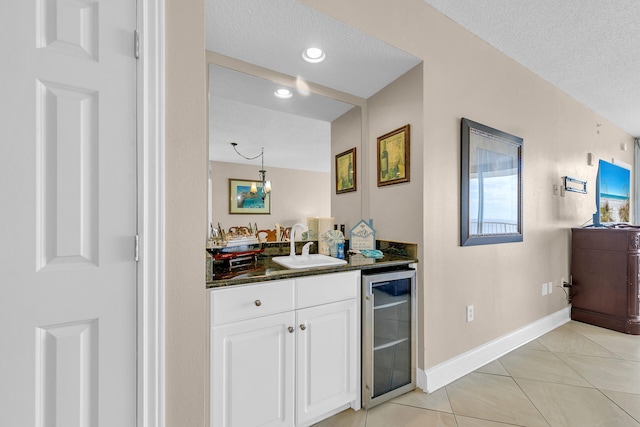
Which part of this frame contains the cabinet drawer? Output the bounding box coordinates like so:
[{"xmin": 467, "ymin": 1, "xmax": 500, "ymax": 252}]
[
  {"xmin": 210, "ymin": 280, "xmax": 295, "ymax": 326},
  {"xmin": 297, "ymin": 271, "xmax": 359, "ymax": 309}
]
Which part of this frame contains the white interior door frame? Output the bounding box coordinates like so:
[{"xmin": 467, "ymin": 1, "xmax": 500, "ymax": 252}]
[{"xmin": 137, "ymin": 0, "xmax": 165, "ymax": 425}]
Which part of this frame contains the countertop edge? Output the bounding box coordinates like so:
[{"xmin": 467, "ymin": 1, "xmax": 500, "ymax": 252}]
[{"xmin": 206, "ymin": 255, "xmax": 417, "ymax": 289}]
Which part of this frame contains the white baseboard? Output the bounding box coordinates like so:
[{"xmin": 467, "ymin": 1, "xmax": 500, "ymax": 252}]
[{"xmin": 417, "ymin": 307, "xmax": 571, "ymax": 393}]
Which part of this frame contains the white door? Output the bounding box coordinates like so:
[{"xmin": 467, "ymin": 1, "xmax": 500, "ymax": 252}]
[{"xmin": 0, "ymin": 0, "xmax": 138, "ymax": 425}]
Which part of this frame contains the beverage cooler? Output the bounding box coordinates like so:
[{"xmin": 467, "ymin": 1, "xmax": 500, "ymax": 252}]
[{"xmin": 361, "ymin": 267, "xmax": 416, "ymax": 408}]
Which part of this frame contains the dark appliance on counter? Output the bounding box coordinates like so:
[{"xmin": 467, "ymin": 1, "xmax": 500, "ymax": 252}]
[{"xmin": 361, "ymin": 266, "xmax": 416, "ymax": 408}]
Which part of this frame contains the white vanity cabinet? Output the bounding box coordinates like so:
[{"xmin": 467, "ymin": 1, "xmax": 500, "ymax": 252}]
[{"xmin": 210, "ymin": 271, "xmax": 360, "ymax": 427}]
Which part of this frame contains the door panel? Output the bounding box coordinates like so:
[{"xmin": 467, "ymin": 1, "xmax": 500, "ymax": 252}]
[
  {"xmin": 0, "ymin": 0, "xmax": 137, "ymax": 424},
  {"xmin": 36, "ymin": 80, "xmax": 100, "ymax": 269},
  {"xmin": 36, "ymin": 319, "xmax": 99, "ymax": 426}
]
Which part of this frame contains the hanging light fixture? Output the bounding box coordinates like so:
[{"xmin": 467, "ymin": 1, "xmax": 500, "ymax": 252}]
[{"xmin": 230, "ymin": 142, "xmax": 272, "ymax": 200}]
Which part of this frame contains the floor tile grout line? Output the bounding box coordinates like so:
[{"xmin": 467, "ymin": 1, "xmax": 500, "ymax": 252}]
[
  {"xmin": 386, "ymin": 400, "xmax": 451, "ymax": 414},
  {"xmin": 567, "ymin": 326, "xmax": 640, "ymax": 425},
  {"xmin": 445, "ymin": 371, "xmax": 549, "ymax": 427},
  {"xmin": 547, "ymin": 345, "xmax": 601, "ymax": 391},
  {"xmin": 498, "ymin": 339, "xmax": 605, "ymax": 427},
  {"xmin": 534, "ymin": 337, "xmax": 553, "ymax": 353},
  {"xmin": 516, "ymin": 325, "xmax": 640, "ymax": 427},
  {"xmin": 500, "ymin": 347, "xmax": 594, "ymax": 389},
  {"xmin": 320, "ymin": 322, "xmax": 640, "ymax": 427},
  {"xmin": 596, "ymin": 388, "xmax": 640, "ymax": 425},
  {"xmin": 507, "ymin": 373, "xmax": 554, "ymax": 427},
  {"xmin": 452, "ymin": 412, "xmax": 526, "ymax": 426},
  {"xmin": 541, "ymin": 324, "xmax": 624, "ymax": 360},
  {"xmin": 564, "ymin": 323, "xmax": 634, "ymax": 360}
]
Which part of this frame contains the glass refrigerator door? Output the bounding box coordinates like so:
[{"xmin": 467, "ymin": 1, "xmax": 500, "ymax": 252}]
[{"xmin": 371, "ymin": 277, "xmax": 412, "ymax": 398}]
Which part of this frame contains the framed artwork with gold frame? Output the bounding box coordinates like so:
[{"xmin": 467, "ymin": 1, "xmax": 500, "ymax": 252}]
[
  {"xmin": 377, "ymin": 124, "xmax": 410, "ymax": 186},
  {"xmin": 335, "ymin": 147, "xmax": 356, "ymax": 194},
  {"xmin": 228, "ymin": 178, "xmax": 271, "ymax": 214}
]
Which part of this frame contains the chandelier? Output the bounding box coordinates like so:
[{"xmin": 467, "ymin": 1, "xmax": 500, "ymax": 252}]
[{"xmin": 230, "ymin": 142, "xmax": 272, "ymax": 200}]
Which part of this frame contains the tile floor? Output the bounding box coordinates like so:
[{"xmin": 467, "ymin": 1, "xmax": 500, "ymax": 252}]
[{"xmin": 313, "ymin": 321, "xmax": 640, "ymax": 427}]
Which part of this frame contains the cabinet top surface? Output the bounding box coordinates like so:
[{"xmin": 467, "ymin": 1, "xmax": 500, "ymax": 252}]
[
  {"xmin": 206, "ymin": 253, "xmax": 416, "ymax": 289},
  {"xmin": 572, "ymin": 226, "xmax": 640, "ymax": 232},
  {"xmin": 572, "ymin": 226, "xmax": 640, "ymax": 252}
]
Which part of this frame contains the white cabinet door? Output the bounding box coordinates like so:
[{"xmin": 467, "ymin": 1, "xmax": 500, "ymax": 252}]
[
  {"xmin": 211, "ymin": 311, "xmax": 295, "ymax": 427},
  {"xmin": 295, "ymin": 300, "xmax": 358, "ymax": 426}
]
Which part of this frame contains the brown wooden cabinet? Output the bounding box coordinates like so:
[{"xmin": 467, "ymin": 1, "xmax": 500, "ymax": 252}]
[{"xmin": 571, "ymin": 227, "xmax": 640, "ymax": 334}]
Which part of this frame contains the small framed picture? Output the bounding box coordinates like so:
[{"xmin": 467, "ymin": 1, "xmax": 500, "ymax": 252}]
[
  {"xmin": 228, "ymin": 178, "xmax": 271, "ymax": 214},
  {"xmin": 377, "ymin": 124, "xmax": 410, "ymax": 186},
  {"xmin": 335, "ymin": 147, "xmax": 357, "ymax": 194}
]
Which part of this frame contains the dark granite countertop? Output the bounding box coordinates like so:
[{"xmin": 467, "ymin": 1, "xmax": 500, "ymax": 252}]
[
  {"xmin": 206, "ymin": 240, "xmax": 418, "ymax": 289},
  {"xmin": 206, "ymin": 253, "xmax": 417, "ymax": 288}
]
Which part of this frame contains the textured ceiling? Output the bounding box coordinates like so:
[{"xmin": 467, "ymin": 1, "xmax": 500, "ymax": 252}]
[
  {"xmin": 207, "ymin": 0, "xmax": 640, "ymax": 174},
  {"xmin": 209, "ymin": 65, "xmax": 355, "ymax": 173},
  {"xmin": 422, "ymin": 0, "xmax": 640, "ymax": 138},
  {"xmin": 205, "ymin": 0, "xmax": 421, "ymax": 172},
  {"xmin": 206, "ymin": 0, "xmax": 421, "ymax": 98}
]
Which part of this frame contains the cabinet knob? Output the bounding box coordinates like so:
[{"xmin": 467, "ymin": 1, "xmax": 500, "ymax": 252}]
[
  {"xmin": 288, "ymin": 326, "xmax": 294, "ymax": 333},
  {"xmin": 299, "ymin": 324, "xmax": 306, "ymax": 331},
  {"xmin": 254, "ymin": 300, "xmax": 262, "ymax": 307}
]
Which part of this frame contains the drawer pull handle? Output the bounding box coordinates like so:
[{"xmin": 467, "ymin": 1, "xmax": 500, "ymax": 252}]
[
  {"xmin": 299, "ymin": 324, "xmax": 306, "ymax": 331},
  {"xmin": 254, "ymin": 300, "xmax": 262, "ymax": 307},
  {"xmin": 288, "ymin": 326, "xmax": 294, "ymax": 333}
]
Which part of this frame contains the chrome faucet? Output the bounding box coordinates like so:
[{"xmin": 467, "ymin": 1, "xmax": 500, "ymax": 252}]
[{"xmin": 289, "ymin": 223, "xmax": 308, "ymax": 257}]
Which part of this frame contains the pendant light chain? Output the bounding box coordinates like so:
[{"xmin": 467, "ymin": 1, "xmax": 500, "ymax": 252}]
[{"xmin": 230, "ymin": 143, "xmax": 272, "ymax": 199}]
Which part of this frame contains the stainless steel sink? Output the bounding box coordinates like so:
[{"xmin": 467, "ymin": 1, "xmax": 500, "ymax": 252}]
[{"xmin": 272, "ymin": 254, "xmax": 347, "ymax": 269}]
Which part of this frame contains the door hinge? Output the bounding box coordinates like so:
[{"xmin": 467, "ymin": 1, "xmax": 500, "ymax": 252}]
[
  {"xmin": 134, "ymin": 30, "xmax": 140, "ymax": 59},
  {"xmin": 134, "ymin": 234, "xmax": 140, "ymax": 262}
]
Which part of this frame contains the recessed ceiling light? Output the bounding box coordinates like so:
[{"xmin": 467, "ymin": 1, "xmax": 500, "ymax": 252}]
[
  {"xmin": 302, "ymin": 47, "xmax": 325, "ymax": 63},
  {"xmin": 274, "ymin": 88, "xmax": 293, "ymax": 99}
]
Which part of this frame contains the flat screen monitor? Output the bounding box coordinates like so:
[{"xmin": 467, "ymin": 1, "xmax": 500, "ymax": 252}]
[{"xmin": 593, "ymin": 159, "xmax": 630, "ymax": 227}]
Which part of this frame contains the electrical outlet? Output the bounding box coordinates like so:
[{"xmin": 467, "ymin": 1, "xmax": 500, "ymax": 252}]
[
  {"xmin": 466, "ymin": 305, "xmax": 474, "ymax": 322},
  {"xmin": 548, "ymin": 282, "xmax": 553, "ymax": 294},
  {"xmin": 542, "ymin": 283, "xmax": 548, "ymax": 296}
]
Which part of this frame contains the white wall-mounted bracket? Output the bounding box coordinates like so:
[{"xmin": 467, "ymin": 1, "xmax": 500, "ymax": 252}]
[{"xmin": 562, "ymin": 176, "xmax": 587, "ymax": 195}]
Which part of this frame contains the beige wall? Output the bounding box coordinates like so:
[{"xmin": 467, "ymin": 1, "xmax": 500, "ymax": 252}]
[
  {"xmin": 302, "ymin": 0, "xmax": 635, "ymax": 370},
  {"xmin": 367, "ymin": 63, "xmax": 425, "ymax": 363},
  {"xmin": 331, "ymin": 106, "xmax": 364, "ymax": 231},
  {"xmin": 367, "ymin": 64, "xmax": 424, "ymax": 244},
  {"xmin": 211, "ymin": 161, "xmax": 331, "ymax": 230},
  {"xmin": 330, "ymin": 64, "xmax": 425, "ymax": 242},
  {"xmin": 165, "ymin": 0, "xmax": 207, "ymax": 424},
  {"xmin": 164, "ymin": 1, "xmax": 635, "ymax": 423}
]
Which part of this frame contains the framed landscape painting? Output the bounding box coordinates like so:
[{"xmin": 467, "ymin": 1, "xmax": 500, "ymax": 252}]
[
  {"xmin": 228, "ymin": 178, "xmax": 271, "ymax": 214},
  {"xmin": 335, "ymin": 147, "xmax": 356, "ymax": 194}
]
